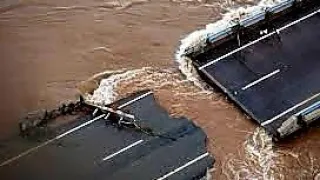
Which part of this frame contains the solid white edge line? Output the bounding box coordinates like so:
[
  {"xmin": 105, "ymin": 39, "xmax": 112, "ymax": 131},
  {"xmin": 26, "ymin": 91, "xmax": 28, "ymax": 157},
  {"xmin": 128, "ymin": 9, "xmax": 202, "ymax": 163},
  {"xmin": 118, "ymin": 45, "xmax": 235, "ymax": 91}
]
[
  {"xmin": 199, "ymin": 31, "xmax": 276, "ymax": 70},
  {"xmin": 104, "ymin": 113, "xmax": 111, "ymax": 119},
  {"xmin": 199, "ymin": 8, "xmax": 320, "ymax": 70},
  {"xmin": 118, "ymin": 91, "xmax": 153, "ymax": 109},
  {"xmin": 0, "ymin": 114, "xmax": 106, "ymax": 167},
  {"xmin": 294, "ymin": 101, "xmax": 320, "ymax": 117},
  {"xmin": 0, "ymin": 90, "xmax": 154, "ymax": 167},
  {"xmin": 262, "ymin": 92, "xmax": 320, "ymax": 126},
  {"xmin": 102, "ymin": 140, "xmax": 144, "ymax": 161},
  {"xmin": 156, "ymin": 152, "xmax": 209, "ymax": 180},
  {"xmin": 241, "ymin": 69, "xmax": 280, "ymax": 90},
  {"xmin": 277, "ymin": 8, "xmax": 320, "ymax": 32}
]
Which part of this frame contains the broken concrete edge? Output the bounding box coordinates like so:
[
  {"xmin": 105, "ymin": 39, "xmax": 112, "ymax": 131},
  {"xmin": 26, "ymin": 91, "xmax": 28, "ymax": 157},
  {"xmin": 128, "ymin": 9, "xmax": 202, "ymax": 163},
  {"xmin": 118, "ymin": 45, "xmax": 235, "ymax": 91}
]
[
  {"xmin": 185, "ymin": 0, "xmax": 320, "ymax": 60},
  {"xmin": 17, "ymin": 89, "xmax": 153, "ymax": 137},
  {"xmin": 259, "ymin": 95, "xmax": 320, "ymax": 140},
  {"xmin": 196, "ymin": 61, "xmax": 320, "ymax": 141},
  {"xmin": 108, "ymin": 90, "xmax": 216, "ymax": 179},
  {"xmin": 266, "ymin": 101, "xmax": 320, "ymax": 141},
  {"xmin": 18, "ymin": 66, "xmax": 146, "ymax": 135},
  {"xmin": 186, "ymin": 0, "xmax": 320, "ymax": 140},
  {"xmin": 17, "ymin": 90, "xmax": 215, "ymax": 148},
  {"xmin": 18, "ymin": 98, "xmax": 92, "ymax": 137},
  {"xmin": 15, "ymin": 90, "xmax": 215, "ymax": 180}
]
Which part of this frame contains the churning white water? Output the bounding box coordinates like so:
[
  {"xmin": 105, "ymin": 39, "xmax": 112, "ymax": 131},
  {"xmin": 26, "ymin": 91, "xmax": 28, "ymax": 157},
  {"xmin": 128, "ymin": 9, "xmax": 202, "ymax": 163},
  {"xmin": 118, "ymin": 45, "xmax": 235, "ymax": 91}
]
[
  {"xmin": 79, "ymin": 0, "xmax": 318, "ymax": 179},
  {"xmin": 175, "ymin": 0, "xmax": 288, "ymax": 88}
]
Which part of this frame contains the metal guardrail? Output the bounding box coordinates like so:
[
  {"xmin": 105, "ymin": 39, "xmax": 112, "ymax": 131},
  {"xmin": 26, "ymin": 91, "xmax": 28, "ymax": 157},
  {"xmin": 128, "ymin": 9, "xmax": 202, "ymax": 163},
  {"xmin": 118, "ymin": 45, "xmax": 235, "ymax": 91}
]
[
  {"xmin": 200, "ymin": 6, "xmax": 320, "ymax": 70},
  {"xmin": 300, "ymin": 101, "xmax": 320, "ymax": 124},
  {"xmin": 206, "ymin": 0, "xmax": 297, "ymax": 44}
]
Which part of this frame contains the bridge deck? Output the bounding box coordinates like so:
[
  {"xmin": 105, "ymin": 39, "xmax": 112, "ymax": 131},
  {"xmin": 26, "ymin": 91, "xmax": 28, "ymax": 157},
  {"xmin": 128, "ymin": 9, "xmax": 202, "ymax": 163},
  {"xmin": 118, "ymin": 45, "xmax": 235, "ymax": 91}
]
[
  {"xmin": 193, "ymin": 5, "xmax": 320, "ymax": 138},
  {"xmin": 0, "ymin": 92, "xmax": 213, "ymax": 180}
]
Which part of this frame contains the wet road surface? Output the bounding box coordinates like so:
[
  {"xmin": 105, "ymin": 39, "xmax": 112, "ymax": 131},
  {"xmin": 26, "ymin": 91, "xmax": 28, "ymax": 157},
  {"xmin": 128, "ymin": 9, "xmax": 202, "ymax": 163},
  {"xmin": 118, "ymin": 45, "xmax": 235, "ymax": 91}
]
[
  {"xmin": 1, "ymin": 0, "xmax": 320, "ymax": 179},
  {"xmin": 0, "ymin": 91, "xmax": 213, "ymax": 180},
  {"xmin": 197, "ymin": 7, "xmax": 320, "ymax": 137}
]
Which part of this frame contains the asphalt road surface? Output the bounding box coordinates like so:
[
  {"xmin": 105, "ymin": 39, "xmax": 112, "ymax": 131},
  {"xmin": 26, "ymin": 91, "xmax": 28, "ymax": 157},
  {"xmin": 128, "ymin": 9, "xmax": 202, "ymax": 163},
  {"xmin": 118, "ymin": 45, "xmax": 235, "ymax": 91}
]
[
  {"xmin": 194, "ymin": 4, "xmax": 320, "ymax": 137},
  {"xmin": 0, "ymin": 91, "xmax": 213, "ymax": 180}
]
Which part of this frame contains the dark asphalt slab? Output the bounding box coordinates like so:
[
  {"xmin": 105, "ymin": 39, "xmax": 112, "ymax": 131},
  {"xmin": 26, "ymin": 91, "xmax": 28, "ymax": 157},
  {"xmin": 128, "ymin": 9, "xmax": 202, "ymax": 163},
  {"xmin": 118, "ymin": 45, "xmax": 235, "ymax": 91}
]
[
  {"xmin": 193, "ymin": 2, "xmax": 320, "ymax": 137},
  {"xmin": 106, "ymin": 129, "xmax": 209, "ymax": 180},
  {"xmin": 0, "ymin": 91, "xmax": 213, "ymax": 180},
  {"xmin": 0, "ymin": 120, "xmax": 149, "ymax": 180},
  {"xmin": 204, "ymin": 13, "xmax": 320, "ymax": 121}
]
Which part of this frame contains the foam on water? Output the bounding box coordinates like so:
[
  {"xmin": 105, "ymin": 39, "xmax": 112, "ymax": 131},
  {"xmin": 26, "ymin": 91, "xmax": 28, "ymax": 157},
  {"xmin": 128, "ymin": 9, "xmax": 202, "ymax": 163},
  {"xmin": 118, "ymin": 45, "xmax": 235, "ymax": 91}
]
[
  {"xmin": 80, "ymin": 68, "xmax": 278, "ymax": 180},
  {"xmin": 223, "ymin": 129, "xmax": 320, "ymax": 180},
  {"xmin": 174, "ymin": 3, "xmax": 287, "ymax": 177},
  {"xmin": 175, "ymin": 0, "xmax": 286, "ymax": 88},
  {"xmin": 81, "ymin": 67, "xmax": 318, "ymax": 179},
  {"xmin": 82, "ymin": 67, "xmax": 148, "ymax": 106},
  {"xmin": 81, "ymin": 67, "xmax": 212, "ymax": 106},
  {"xmin": 80, "ymin": 0, "xmax": 319, "ymax": 179},
  {"xmin": 223, "ymin": 128, "xmax": 277, "ymax": 180},
  {"xmin": 83, "ymin": 67, "xmax": 280, "ymax": 180}
]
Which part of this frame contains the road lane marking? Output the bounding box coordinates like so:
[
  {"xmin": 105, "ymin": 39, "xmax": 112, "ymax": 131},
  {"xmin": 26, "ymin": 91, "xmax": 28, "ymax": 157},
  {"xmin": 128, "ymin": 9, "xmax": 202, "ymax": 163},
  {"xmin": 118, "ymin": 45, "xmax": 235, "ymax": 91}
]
[
  {"xmin": 0, "ymin": 114, "xmax": 106, "ymax": 167},
  {"xmin": 199, "ymin": 8, "xmax": 320, "ymax": 70},
  {"xmin": 199, "ymin": 31, "xmax": 276, "ymax": 70},
  {"xmin": 90, "ymin": 91, "xmax": 152, "ymax": 118},
  {"xmin": 0, "ymin": 91, "xmax": 153, "ymax": 167},
  {"xmin": 102, "ymin": 140, "xmax": 144, "ymax": 161},
  {"xmin": 262, "ymin": 92, "xmax": 320, "ymax": 126},
  {"xmin": 241, "ymin": 69, "xmax": 280, "ymax": 91},
  {"xmin": 118, "ymin": 91, "xmax": 153, "ymax": 109},
  {"xmin": 156, "ymin": 152, "xmax": 210, "ymax": 180}
]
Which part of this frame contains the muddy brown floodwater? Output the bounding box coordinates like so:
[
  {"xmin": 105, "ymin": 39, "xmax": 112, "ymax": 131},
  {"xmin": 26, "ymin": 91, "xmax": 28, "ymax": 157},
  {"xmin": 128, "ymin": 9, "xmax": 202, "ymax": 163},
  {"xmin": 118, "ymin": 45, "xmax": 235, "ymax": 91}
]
[{"xmin": 0, "ymin": 0, "xmax": 319, "ymax": 179}]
